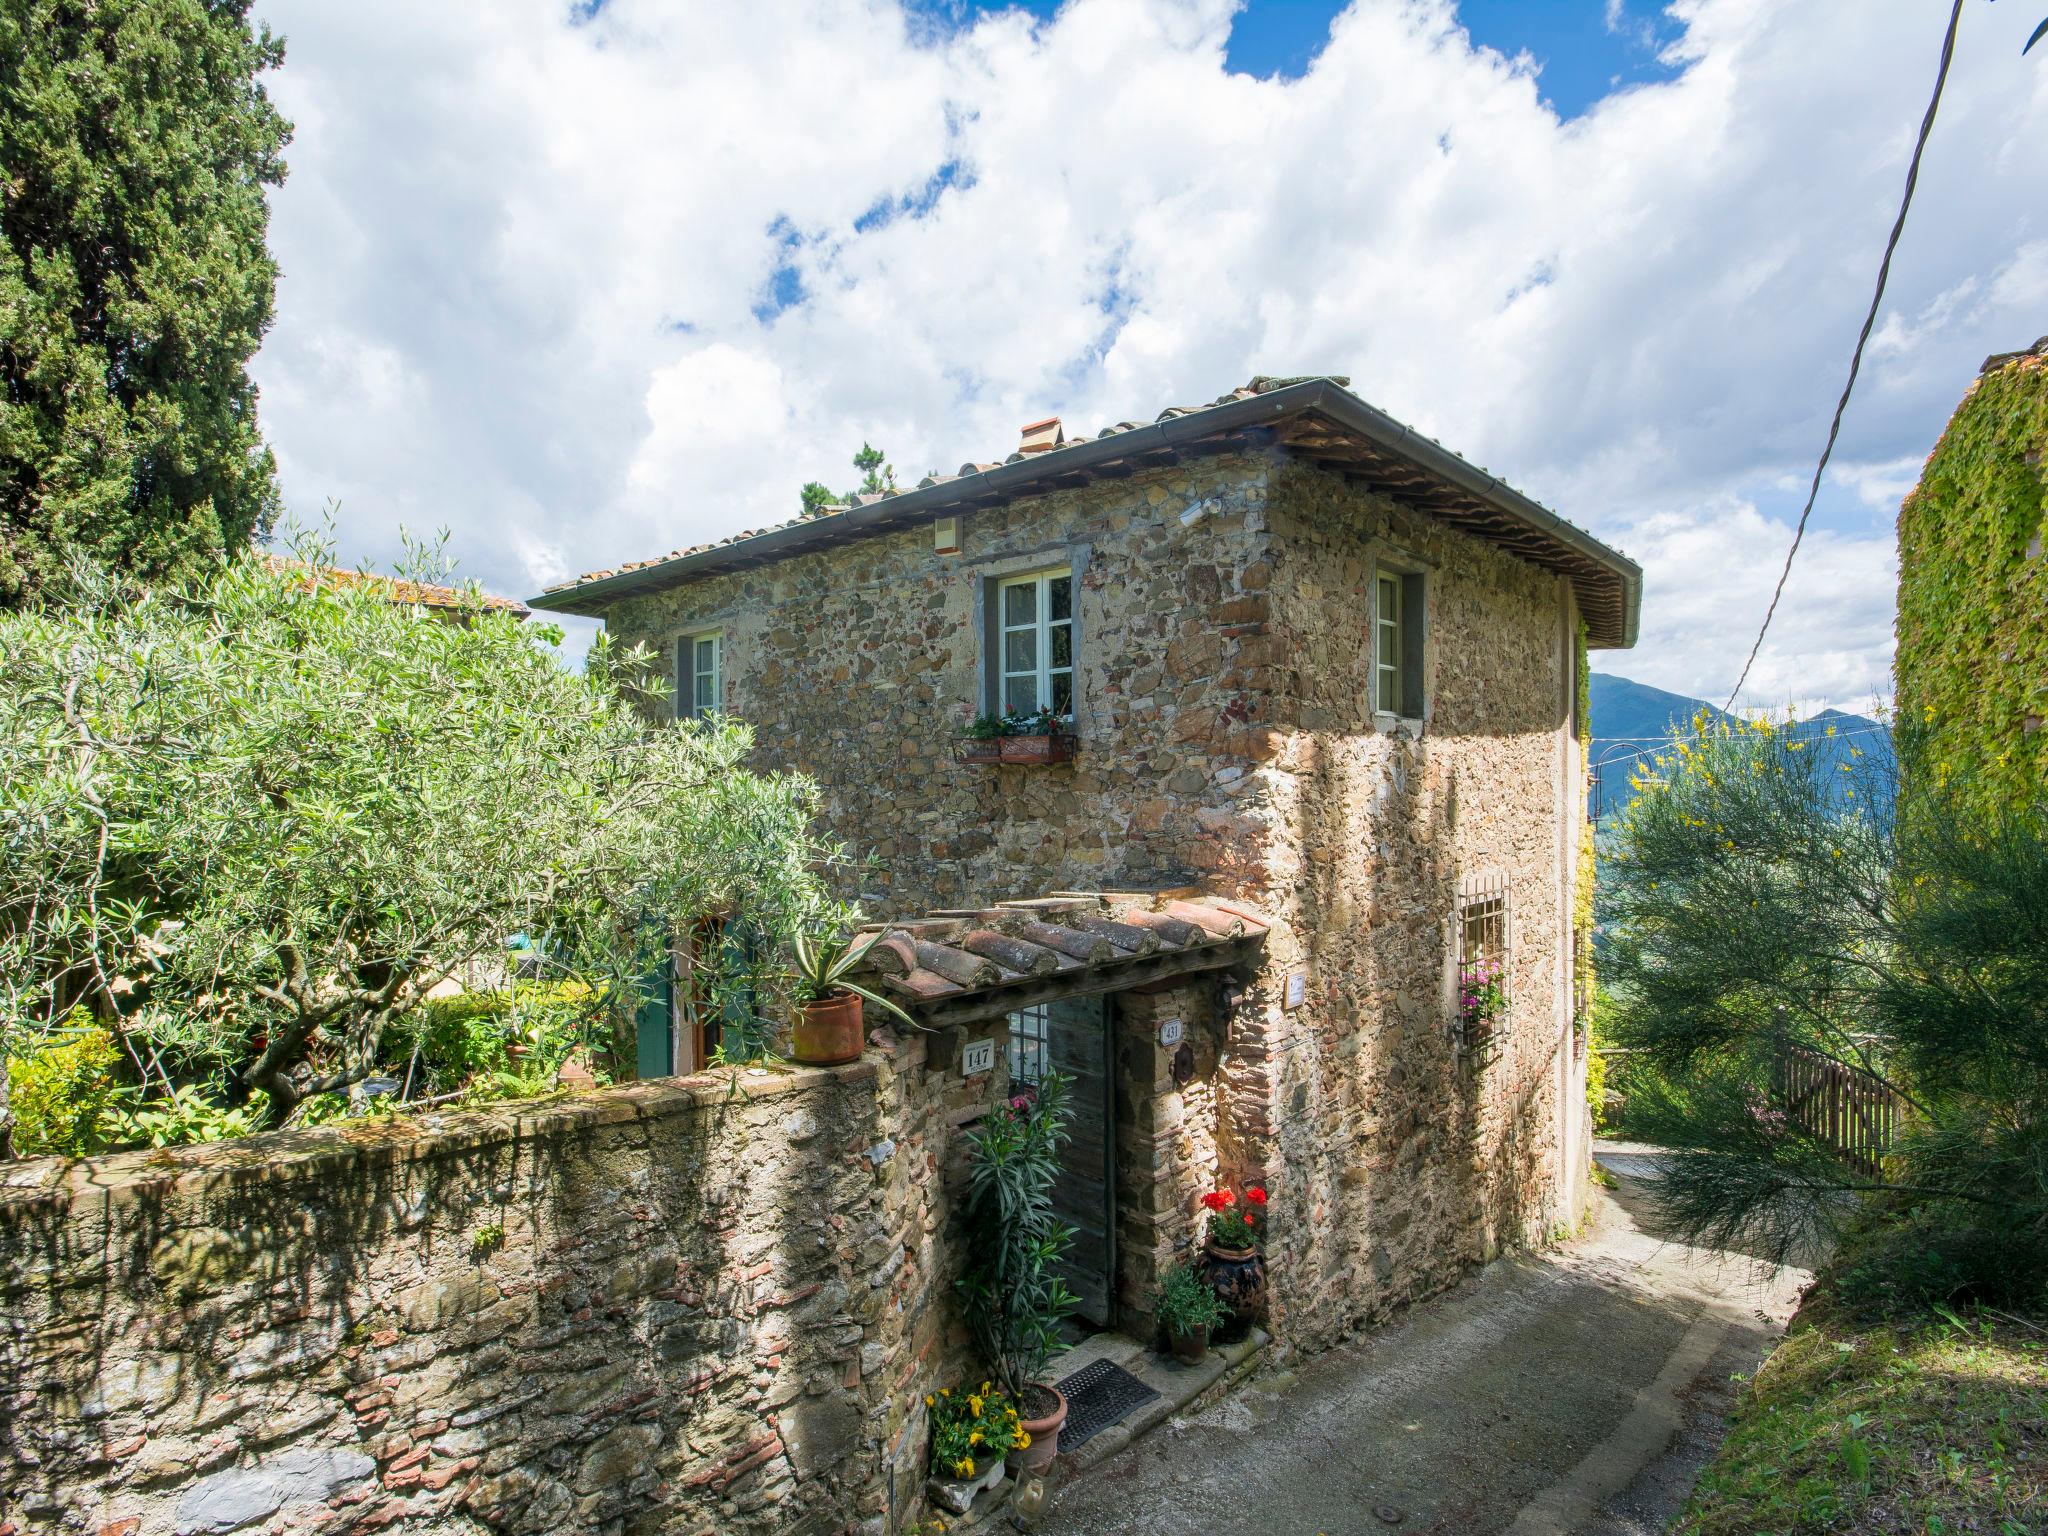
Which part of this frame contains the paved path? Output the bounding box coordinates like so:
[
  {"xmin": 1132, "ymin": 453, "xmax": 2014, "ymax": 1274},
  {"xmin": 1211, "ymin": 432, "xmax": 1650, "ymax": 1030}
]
[{"xmin": 1038, "ymin": 1143, "xmax": 1810, "ymax": 1536}]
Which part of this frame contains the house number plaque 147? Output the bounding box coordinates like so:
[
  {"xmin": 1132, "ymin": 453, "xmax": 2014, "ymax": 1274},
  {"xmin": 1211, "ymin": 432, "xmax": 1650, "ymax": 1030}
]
[{"xmin": 961, "ymin": 1037, "xmax": 996, "ymax": 1077}]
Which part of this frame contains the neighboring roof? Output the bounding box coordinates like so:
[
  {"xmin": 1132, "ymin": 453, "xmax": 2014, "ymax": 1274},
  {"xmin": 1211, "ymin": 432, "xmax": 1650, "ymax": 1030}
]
[
  {"xmin": 850, "ymin": 889, "xmax": 1270, "ymax": 1030},
  {"xmin": 531, "ymin": 375, "xmax": 1641, "ymax": 648},
  {"xmin": 266, "ymin": 556, "xmax": 532, "ymax": 619}
]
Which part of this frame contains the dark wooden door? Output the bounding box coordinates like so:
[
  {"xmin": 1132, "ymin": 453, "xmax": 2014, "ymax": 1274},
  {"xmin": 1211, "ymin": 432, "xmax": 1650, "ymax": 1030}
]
[{"xmin": 1042, "ymin": 995, "xmax": 1115, "ymax": 1327}]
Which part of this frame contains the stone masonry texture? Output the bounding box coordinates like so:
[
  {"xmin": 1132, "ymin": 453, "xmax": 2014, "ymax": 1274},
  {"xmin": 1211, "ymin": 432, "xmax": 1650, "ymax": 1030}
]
[
  {"xmin": 3, "ymin": 447, "xmax": 1599, "ymax": 1536},
  {"xmin": 603, "ymin": 449, "xmax": 1597, "ymax": 1354},
  {"xmin": 0, "ymin": 1025, "xmax": 1029, "ymax": 1536}
]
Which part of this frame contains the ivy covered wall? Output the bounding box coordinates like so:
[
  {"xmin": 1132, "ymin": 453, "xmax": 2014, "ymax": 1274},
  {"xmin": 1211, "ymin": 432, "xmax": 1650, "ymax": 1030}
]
[{"xmin": 1895, "ymin": 341, "xmax": 2048, "ymax": 812}]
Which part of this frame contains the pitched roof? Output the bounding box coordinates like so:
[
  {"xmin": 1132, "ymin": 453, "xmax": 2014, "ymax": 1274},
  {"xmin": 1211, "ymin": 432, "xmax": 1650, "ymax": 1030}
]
[
  {"xmin": 850, "ymin": 889, "xmax": 1270, "ymax": 1030},
  {"xmin": 532, "ymin": 375, "xmax": 1640, "ymax": 648},
  {"xmin": 265, "ymin": 556, "xmax": 532, "ymax": 619}
]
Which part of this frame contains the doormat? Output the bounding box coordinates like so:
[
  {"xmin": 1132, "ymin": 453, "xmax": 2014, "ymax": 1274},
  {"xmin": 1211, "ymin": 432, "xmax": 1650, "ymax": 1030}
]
[{"xmin": 1053, "ymin": 1359, "xmax": 1161, "ymax": 1453}]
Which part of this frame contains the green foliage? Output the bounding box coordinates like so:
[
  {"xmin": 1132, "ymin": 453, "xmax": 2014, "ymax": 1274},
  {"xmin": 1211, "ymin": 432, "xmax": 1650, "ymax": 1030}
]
[
  {"xmin": 1835, "ymin": 1204, "xmax": 2048, "ymax": 1316},
  {"xmin": 0, "ymin": 535, "xmax": 844, "ymax": 1133},
  {"xmin": 1894, "ymin": 352, "xmax": 2048, "ymax": 815},
  {"xmin": 961, "ymin": 713, "xmax": 1009, "ymax": 742},
  {"xmin": 1675, "ymin": 1251, "xmax": 2045, "ymax": 1535},
  {"xmin": 108, "ymin": 1083, "xmax": 265, "ymax": 1147},
  {"xmin": 380, "ymin": 981, "xmax": 598, "ymax": 1103},
  {"xmin": 470, "ymin": 1222, "xmax": 504, "ymax": 1259},
  {"xmin": 797, "ymin": 442, "xmax": 897, "ymax": 518},
  {"xmin": 0, "ymin": 0, "xmax": 290, "ymax": 606},
  {"xmin": 1602, "ymin": 712, "xmax": 2048, "ymax": 1280},
  {"xmin": 1153, "ymin": 1261, "xmax": 1226, "ymax": 1338},
  {"xmin": 957, "ymin": 1075, "xmax": 1079, "ymax": 1398},
  {"xmin": 926, "ymin": 1382, "xmax": 1028, "ymax": 1479},
  {"xmin": 1584, "ymin": 1026, "xmax": 1608, "ymax": 1128},
  {"xmin": 5, "ymin": 1025, "xmax": 119, "ymax": 1156},
  {"xmin": 787, "ymin": 928, "xmax": 917, "ymax": 1028}
]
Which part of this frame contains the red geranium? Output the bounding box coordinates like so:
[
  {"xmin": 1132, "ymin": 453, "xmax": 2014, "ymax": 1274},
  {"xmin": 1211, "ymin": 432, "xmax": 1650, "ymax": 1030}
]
[
  {"xmin": 1245, "ymin": 1186, "xmax": 1268, "ymax": 1207},
  {"xmin": 1199, "ymin": 1190, "xmax": 1236, "ymax": 1213}
]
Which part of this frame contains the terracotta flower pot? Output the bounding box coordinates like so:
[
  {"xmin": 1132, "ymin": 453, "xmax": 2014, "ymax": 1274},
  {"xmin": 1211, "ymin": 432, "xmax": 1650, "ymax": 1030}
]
[
  {"xmin": 1167, "ymin": 1321, "xmax": 1210, "ymax": 1363},
  {"xmin": 791, "ymin": 992, "xmax": 865, "ymax": 1066},
  {"xmin": 957, "ymin": 738, "xmax": 1002, "ymax": 764},
  {"xmin": 1008, "ymin": 1383, "xmax": 1067, "ymax": 1473},
  {"xmin": 999, "ymin": 732, "xmax": 1075, "ymax": 764},
  {"xmin": 1200, "ymin": 1241, "xmax": 1266, "ymax": 1339}
]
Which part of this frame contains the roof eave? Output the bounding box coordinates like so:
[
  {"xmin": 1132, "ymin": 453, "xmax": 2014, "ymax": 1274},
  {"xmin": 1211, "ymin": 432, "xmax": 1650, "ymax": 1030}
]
[{"xmin": 529, "ymin": 377, "xmax": 1640, "ymax": 648}]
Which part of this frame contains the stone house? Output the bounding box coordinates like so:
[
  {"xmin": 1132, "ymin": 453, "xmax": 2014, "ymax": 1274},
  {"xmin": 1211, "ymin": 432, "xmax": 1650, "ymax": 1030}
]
[{"xmin": 533, "ymin": 374, "xmax": 1640, "ymax": 1354}]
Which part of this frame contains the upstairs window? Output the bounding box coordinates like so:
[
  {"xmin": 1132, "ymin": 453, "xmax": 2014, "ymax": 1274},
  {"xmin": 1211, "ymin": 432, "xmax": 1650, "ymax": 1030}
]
[
  {"xmin": 677, "ymin": 631, "xmax": 722, "ymax": 721},
  {"xmin": 1374, "ymin": 567, "xmax": 1425, "ymax": 719},
  {"xmin": 995, "ymin": 569, "xmax": 1074, "ymax": 718}
]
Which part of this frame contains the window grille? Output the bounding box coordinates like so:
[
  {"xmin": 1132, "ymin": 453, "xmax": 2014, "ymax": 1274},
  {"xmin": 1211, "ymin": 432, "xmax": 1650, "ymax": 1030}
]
[
  {"xmin": 1456, "ymin": 872, "xmax": 1511, "ymax": 1054},
  {"xmin": 1008, "ymin": 1002, "xmax": 1051, "ymax": 1085}
]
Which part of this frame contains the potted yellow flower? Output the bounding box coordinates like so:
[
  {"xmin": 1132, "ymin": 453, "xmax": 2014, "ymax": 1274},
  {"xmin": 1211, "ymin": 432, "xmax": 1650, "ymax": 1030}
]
[{"xmin": 924, "ymin": 1382, "xmax": 1031, "ymax": 1515}]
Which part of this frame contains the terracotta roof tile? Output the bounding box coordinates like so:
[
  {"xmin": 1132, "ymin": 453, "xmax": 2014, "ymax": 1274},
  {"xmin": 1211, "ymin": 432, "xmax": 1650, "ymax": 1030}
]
[
  {"xmin": 850, "ymin": 889, "xmax": 1269, "ymax": 1022},
  {"xmin": 264, "ymin": 557, "xmax": 531, "ymax": 618}
]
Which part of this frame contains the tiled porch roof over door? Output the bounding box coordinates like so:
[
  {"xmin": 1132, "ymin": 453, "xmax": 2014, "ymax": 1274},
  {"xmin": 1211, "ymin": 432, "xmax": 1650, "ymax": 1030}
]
[{"xmin": 851, "ymin": 890, "xmax": 1270, "ymax": 1029}]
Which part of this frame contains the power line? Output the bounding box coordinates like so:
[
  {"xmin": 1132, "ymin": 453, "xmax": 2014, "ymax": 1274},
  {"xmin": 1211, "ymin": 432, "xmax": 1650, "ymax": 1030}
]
[{"xmin": 1722, "ymin": 0, "xmax": 1968, "ymax": 713}]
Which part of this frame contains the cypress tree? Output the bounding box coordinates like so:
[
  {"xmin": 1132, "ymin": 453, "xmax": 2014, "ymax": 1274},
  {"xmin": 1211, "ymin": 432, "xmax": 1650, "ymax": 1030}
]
[{"xmin": 0, "ymin": 0, "xmax": 289, "ymax": 604}]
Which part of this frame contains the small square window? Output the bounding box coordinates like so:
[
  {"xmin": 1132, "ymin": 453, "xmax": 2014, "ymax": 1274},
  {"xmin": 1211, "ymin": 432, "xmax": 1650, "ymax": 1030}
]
[
  {"xmin": 677, "ymin": 631, "xmax": 722, "ymax": 721},
  {"xmin": 1457, "ymin": 882, "xmax": 1510, "ymax": 1052},
  {"xmin": 1374, "ymin": 568, "xmax": 1425, "ymax": 719},
  {"xmin": 988, "ymin": 569, "xmax": 1075, "ymax": 722}
]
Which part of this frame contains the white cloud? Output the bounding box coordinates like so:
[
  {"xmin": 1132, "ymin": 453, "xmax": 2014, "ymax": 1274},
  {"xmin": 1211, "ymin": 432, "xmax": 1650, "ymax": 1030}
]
[{"xmin": 248, "ymin": 0, "xmax": 2048, "ymax": 712}]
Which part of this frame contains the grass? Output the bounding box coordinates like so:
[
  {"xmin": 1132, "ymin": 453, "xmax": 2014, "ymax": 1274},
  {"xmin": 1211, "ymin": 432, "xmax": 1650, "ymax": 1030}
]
[{"xmin": 1676, "ymin": 1277, "xmax": 2047, "ymax": 1534}]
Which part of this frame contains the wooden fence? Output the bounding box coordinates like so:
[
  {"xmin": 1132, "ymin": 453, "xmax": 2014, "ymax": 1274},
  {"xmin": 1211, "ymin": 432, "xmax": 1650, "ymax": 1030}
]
[{"xmin": 1773, "ymin": 1045, "xmax": 1900, "ymax": 1179}]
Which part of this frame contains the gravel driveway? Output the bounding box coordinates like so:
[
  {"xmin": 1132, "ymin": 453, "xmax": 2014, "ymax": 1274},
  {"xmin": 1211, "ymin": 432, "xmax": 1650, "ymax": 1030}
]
[{"xmin": 1037, "ymin": 1142, "xmax": 1810, "ymax": 1536}]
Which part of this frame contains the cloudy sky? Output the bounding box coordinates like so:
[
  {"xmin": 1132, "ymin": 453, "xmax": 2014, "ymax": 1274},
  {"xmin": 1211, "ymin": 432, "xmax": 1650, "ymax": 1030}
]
[{"xmin": 246, "ymin": 0, "xmax": 2048, "ymax": 712}]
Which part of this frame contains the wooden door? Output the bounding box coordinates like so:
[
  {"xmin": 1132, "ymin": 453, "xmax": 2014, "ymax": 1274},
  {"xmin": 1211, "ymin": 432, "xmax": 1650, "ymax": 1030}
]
[{"xmin": 1010, "ymin": 995, "xmax": 1116, "ymax": 1328}]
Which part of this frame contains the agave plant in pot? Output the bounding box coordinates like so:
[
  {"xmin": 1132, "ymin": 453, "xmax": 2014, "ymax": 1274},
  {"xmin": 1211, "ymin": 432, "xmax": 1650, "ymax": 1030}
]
[
  {"xmin": 787, "ymin": 928, "xmax": 917, "ymax": 1066},
  {"xmin": 958, "ymin": 1075, "xmax": 1079, "ymax": 1473},
  {"xmin": 1197, "ymin": 1184, "xmax": 1268, "ymax": 1339}
]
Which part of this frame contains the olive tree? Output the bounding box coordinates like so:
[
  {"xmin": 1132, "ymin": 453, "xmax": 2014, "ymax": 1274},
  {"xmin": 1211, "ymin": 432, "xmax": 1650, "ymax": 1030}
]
[{"xmin": 0, "ymin": 540, "xmax": 841, "ymax": 1129}]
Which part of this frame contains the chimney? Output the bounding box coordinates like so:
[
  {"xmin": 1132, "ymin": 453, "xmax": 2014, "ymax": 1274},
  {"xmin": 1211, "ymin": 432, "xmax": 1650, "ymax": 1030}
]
[{"xmin": 1018, "ymin": 416, "xmax": 1064, "ymax": 455}]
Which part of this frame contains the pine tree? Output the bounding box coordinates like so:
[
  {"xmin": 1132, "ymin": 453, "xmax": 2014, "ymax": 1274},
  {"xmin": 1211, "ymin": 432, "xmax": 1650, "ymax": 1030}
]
[{"xmin": 0, "ymin": 0, "xmax": 291, "ymax": 605}]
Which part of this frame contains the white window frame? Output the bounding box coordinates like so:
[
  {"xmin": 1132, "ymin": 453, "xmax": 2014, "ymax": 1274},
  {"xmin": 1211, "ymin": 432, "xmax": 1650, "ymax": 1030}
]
[
  {"xmin": 677, "ymin": 630, "xmax": 722, "ymax": 721},
  {"xmin": 995, "ymin": 568, "xmax": 1074, "ymax": 721},
  {"xmin": 1375, "ymin": 572, "xmax": 1404, "ymax": 716}
]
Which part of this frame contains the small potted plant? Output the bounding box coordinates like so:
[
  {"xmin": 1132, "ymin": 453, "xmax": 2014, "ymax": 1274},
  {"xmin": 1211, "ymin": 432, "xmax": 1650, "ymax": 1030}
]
[
  {"xmin": 998, "ymin": 705, "xmax": 1075, "ymax": 765},
  {"xmin": 959, "ymin": 1078, "xmax": 1078, "ymax": 1471},
  {"xmin": 923, "ymin": 1382, "xmax": 1030, "ymax": 1514},
  {"xmin": 1154, "ymin": 1261, "xmax": 1226, "ymax": 1362},
  {"xmin": 957, "ymin": 712, "xmax": 1008, "ymax": 765},
  {"xmin": 788, "ymin": 928, "xmax": 917, "ymax": 1065},
  {"xmin": 1197, "ymin": 1184, "xmax": 1268, "ymax": 1338},
  {"xmin": 1460, "ymin": 956, "xmax": 1506, "ymax": 1058}
]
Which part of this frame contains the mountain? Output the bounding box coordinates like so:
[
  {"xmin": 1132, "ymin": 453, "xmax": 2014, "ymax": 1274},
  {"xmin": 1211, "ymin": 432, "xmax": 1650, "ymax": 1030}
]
[{"xmin": 1588, "ymin": 674, "xmax": 1891, "ymax": 821}]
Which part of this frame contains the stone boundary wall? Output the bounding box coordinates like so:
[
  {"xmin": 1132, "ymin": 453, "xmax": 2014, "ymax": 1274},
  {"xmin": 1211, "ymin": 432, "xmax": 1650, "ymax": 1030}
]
[{"xmin": 0, "ymin": 1037, "xmax": 1005, "ymax": 1536}]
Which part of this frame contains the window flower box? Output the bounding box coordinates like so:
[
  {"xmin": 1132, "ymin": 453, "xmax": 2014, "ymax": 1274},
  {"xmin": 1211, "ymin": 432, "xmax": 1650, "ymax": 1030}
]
[
  {"xmin": 956, "ymin": 709, "xmax": 1076, "ymax": 766},
  {"xmin": 998, "ymin": 731, "xmax": 1075, "ymax": 765}
]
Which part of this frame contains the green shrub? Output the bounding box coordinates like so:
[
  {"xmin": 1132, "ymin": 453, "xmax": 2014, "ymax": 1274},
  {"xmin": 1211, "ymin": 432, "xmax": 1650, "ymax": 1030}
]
[
  {"xmin": 1153, "ymin": 1261, "xmax": 1225, "ymax": 1338},
  {"xmin": 7, "ymin": 1026, "xmax": 121, "ymax": 1157},
  {"xmin": 1834, "ymin": 1206, "xmax": 2048, "ymax": 1318},
  {"xmin": 108, "ymin": 1084, "xmax": 265, "ymax": 1148},
  {"xmin": 958, "ymin": 1076, "xmax": 1079, "ymax": 1401},
  {"xmin": 0, "ymin": 538, "xmax": 843, "ymax": 1129}
]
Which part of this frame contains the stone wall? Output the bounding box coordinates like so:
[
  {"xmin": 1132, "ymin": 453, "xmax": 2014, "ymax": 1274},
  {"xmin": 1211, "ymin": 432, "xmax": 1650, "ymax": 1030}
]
[
  {"xmin": 0, "ymin": 1018, "xmax": 1028, "ymax": 1536},
  {"xmin": 1248, "ymin": 462, "xmax": 1588, "ymax": 1348},
  {"xmin": 602, "ymin": 454, "xmax": 1277, "ymax": 910},
  {"xmin": 599, "ymin": 449, "xmax": 1593, "ymax": 1356}
]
